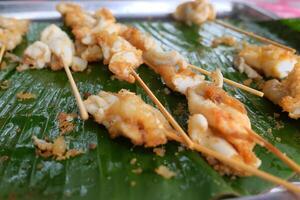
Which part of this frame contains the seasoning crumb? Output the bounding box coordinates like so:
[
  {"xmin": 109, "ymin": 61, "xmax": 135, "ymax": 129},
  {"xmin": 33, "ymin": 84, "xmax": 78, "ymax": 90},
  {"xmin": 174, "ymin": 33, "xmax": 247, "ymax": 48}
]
[
  {"xmin": 132, "ymin": 167, "xmax": 143, "ymax": 175},
  {"xmin": 275, "ymin": 121, "xmax": 284, "ymax": 130},
  {"xmin": 275, "ymin": 137, "xmax": 282, "ymax": 142},
  {"xmin": 16, "ymin": 91, "xmax": 36, "ymax": 100},
  {"xmin": 163, "ymin": 88, "xmax": 170, "ymax": 95},
  {"xmin": 0, "ymin": 155, "xmax": 9, "ymax": 162},
  {"xmin": 0, "ymin": 80, "xmax": 10, "ymax": 90},
  {"xmin": 177, "ymin": 145, "xmax": 185, "ymax": 152},
  {"xmin": 0, "ymin": 61, "xmax": 7, "ymax": 70},
  {"xmin": 83, "ymin": 92, "xmax": 91, "ymax": 99},
  {"xmin": 155, "ymin": 165, "xmax": 176, "ymax": 179},
  {"xmin": 274, "ymin": 113, "xmax": 280, "ymax": 118},
  {"xmin": 32, "ymin": 135, "xmax": 83, "ymax": 160},
  {"xmin": 58, "ymin": 112, "xmax": 77, "ymax": 135},
  {"xmin": 130, "ymin": 181, "xmax": 136, "ymax": 187},
  {"xmin": 88, "ymin": 143, "xmax": 97, "ymax": 150},
  {"xmin": 153, "ymin": 147, "xmax": 166, "ymax": 157},
  {"xmin": 130, "ymin": 158, "xmax": 137, "ymax": 165},
  {"xmin": 86, "ymin": 67, "xmax": 92, "ymax": 74},
  {"xmin": 211, "ymin": 36, "xmax": 236, "ymax": 48},
  {"xmin": 110, "ymin": 75, "xmax": 116, "ymax": 80},
  {"xmin": 243, "ymin": 79, "xmax": 253, "ymax": 86},
  {"xmin": 267, "ymin": 128, "xmax": 272, "ymax": 134},
  {"xmin": 36, "ymin": 163, "xmax": 43, "ymax": 170}
]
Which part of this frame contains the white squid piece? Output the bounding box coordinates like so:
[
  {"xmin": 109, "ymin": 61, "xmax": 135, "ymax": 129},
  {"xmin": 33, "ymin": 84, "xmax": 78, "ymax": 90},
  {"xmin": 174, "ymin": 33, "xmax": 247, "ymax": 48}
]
[
  {"xmin": 238, "ymin": 44, "xmax": 297, "ymax": 79},
  {"xmin": 173, "ymin": 0, "xmax": 216, "ymax": 26},
  {"xmin": 97, "ymin": 31, "xmax": 143, "ymax": 83},
  {"xmin": 263, "ymin": 62, "xmax": 300, "ymax": 119}
]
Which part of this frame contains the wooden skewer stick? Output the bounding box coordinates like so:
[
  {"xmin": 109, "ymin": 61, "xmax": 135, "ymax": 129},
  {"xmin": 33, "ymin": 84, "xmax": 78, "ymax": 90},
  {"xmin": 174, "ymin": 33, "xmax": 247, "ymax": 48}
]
[
  {"xmin": 189, "ymin": 64, "xmax": 264, "ymax": 97},
  {"xmin": 214, "ymin": 20, "xmax": 296, "ymax": 53},
  {"xmin": 63, "ymin": 65, "xmax": 89, "ymax": 120},
  {"xmin": 248, "ymin": 129, "xmax": 300, "ymax": 174},
  {"xmin": 130, "ymin": 68, "xmax": 194, "ymax": 149},
  {"xmin": 130, "ymin": 68, "xmax": 300, "ymax": 194},
  {"xmin": 0, "ymin": 45, "xmax": 6, "ymax": 65},
  {"xmin": 166, "ymin": 131, "xmax": 300, "ymax": 194}
]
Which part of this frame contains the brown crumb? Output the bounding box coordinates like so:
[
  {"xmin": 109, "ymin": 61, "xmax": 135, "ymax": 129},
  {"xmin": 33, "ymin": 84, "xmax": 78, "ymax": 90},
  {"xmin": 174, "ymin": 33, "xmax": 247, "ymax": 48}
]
[
  {"xmin": 130, "ymin": 158, "xmax": 137, "ymax": 165},
  {"xmin": 0, "ymin": 155, "xmax": 9, "ymax": 163},
  {"xmin": 58, "ymin": 112, "xmax": 77, "ymax": 135},
  {"xmin": 16, "ymin": 91, "xmax": 36, "ymax": 100},
  {"xmin": 86, "ymin": 67, "xmax": 92, "ymax": 74},
  {"xmin": 211, "ymin": 36, "xmax": 236, "ymax": 48},
  {"xmin": 243, "ymin": 79, "xmax": 253, "ymax": 86},
  {"xmin": 110, "ymin": 75, "xmax": 116, "ymax": 80},
  {"xmin": 257, "ymin": 79, "xmax": 266, "ymax": 90},
  {"xmin": 163, "ymin": 88, "xmax": 170, "ymax": 95},
  {"xmin": 267, "ymin": 128, "xmax": 272, "ymax": 134},
  {"xmin": 174, "ymin": 102, "xmax": 185, "ymax": 115},
  {"xmin": 130, "ymin": 181, "xmax": 136, "ymax": 187},
  {"xmin": 36, "ymin": 163, "xmax": 43, "ymax": 170},
  {"xmin": 206, "ymin": 156, "xmax": 248, "ymax": 176},
  {"xmin": 32, "ymin": 135, "xmax": 83, "ymax": 160},
  {"xmin": 132, "ymin": 167, "xmax": 143, "ymax": 175},
  {"xmin": 153, "ymin": 147, "xmax": 165, "ymax": 157},
  {"xmin": 155, "ymin": 165, "xmax": 176, "ymax": 179},
  {"xmin": 275, "ymin": 137, "xmax": 282, "ymax": 142},
  {"xmin": 0, "ymin": 61, "xmax": 7, "ymax": 70},
  {"xmin": 88, "ymin": 143, "xmax": 97, "ymax": 150},
  {"xmin": 83, "ymin": 92, "xmax": 91, "ymax": 99},
  {"xmin": 0, "ymin": 80, "xmax": 10, "ymax": 90},
  {"xmin": 275, "ymin": 121, "xmax": 284, "ymax": 130}
]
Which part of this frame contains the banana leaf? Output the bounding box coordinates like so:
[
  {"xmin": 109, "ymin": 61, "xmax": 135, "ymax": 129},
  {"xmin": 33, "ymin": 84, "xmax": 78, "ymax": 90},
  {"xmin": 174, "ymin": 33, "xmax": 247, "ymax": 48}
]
[{"xmin": 0, "ymin": 18, "xmax": 300, "ymax": 200}]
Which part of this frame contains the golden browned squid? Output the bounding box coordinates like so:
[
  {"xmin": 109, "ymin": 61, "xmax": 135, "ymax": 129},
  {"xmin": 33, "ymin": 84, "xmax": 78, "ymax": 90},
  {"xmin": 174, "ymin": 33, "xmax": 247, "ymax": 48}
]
[
  {"xmin": 187, "ymin": 82, "xmax": 261, "ymax": 175},
  {"xmin": 237, "ymin": 43, "xmax": 297, "ymax": 79},
  {"xmin": 0, "ymin": 16, "xmax": 30, "ymax": 51},
  {"xmin": 173, "ymin": 0, "xmax": 216, "ymax": 26},
  {"xmin": 57, "ymin": 3, "xmax": 126, "ymax": 63},
  {"xmin": 121, "ymin": 27, "xmax": 205, "ymax": 94},
  {"xmin": 263, "ymin": 63, "xmax": 300, "ymax": 119},
  {"xmin": 84, "ymin": 89, "xmax": 176, "ymax": 147},
  {"xmin": 96, "ymin": 31, "xmax": 143, "ymax": 83}
]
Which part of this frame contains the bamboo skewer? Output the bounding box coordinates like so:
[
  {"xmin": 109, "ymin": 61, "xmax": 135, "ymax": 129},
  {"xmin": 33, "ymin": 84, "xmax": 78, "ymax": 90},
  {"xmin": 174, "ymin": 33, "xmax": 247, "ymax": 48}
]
[
  {"xmin": 130, "ymin": 68, "xmax": 300, "ymax": 194},
  {"xmin": 63, "ymin": 64, "xmax": 89, "ymax": 121},
  {"xmin": 248, "ymin": 129, "xmax": 300, "ymax": 174},
  {"xmin": 0, "ymin": 45, "xmax": 6, "ymax": 65},
  {"xmin": 167, "ymin": 131, "xmax": 300, "ymax": 194},
  {"xmin": 130, "ymin": 68, "xmax": 194, "ymax": 149},
  {"xmin": 214, "ymin": 20, "xmax": 296, "ymax": 53},
  {"xmin": 188, "ymin": 64, "xmax": 264, "ymax": 97}
]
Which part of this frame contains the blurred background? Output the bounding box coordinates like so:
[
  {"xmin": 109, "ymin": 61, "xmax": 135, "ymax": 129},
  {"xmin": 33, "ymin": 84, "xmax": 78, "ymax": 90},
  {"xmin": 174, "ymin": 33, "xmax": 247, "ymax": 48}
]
[
  {"xmin": 241, "ymin": 0, "xmax": 300, "ymax": 18},
  {"xmin": 1, "ymin": 0, "xmax": 300, "ymax": 19}
]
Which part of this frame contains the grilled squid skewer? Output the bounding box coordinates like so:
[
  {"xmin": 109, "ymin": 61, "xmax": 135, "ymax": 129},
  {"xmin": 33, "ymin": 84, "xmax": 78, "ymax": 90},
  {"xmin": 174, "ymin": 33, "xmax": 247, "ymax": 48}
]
[
  {"xmin": 84, "ymin": 89, "xmax": 176, "ymax": 147},
  {"xmin": 121, "ymin": 27, "xmax": 205, "ymax": 94},
  {"xmin": 18, "ymin": 24, "xmax": 87, "ymax": 72},
  {"xmin": 238, "ymin": 44, "xmax": 297, "ymax": 79},
  {"xmin": 263, "ymin": 63, "xmax": 300, "ymax": 119}
]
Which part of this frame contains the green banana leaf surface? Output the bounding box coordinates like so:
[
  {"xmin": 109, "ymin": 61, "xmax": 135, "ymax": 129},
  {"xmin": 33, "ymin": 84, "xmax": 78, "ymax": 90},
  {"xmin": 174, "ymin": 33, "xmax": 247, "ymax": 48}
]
[{"xmin": 0, "ymin": 18, "xmax": 300, "ymax": 200}]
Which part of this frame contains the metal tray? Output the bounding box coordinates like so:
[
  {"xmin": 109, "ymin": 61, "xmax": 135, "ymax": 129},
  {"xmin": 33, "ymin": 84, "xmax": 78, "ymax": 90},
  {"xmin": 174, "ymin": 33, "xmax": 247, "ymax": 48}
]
[{"xmin": 0, "ymin": 1, "xmax": 297, "ymax": 200}]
